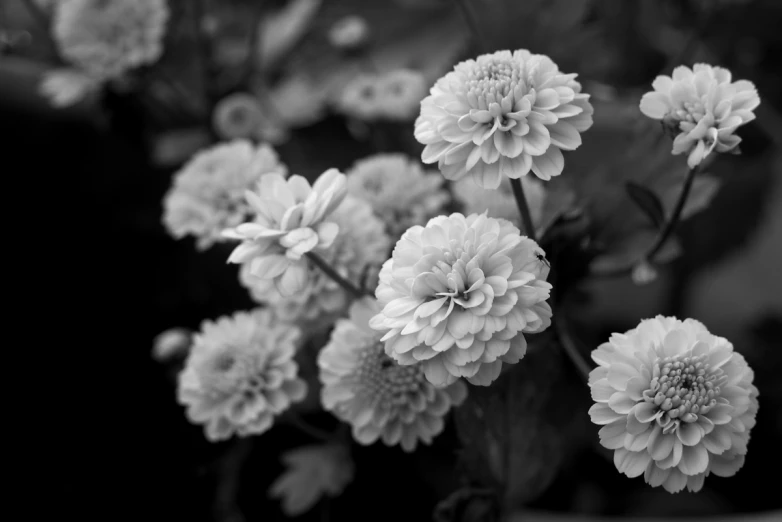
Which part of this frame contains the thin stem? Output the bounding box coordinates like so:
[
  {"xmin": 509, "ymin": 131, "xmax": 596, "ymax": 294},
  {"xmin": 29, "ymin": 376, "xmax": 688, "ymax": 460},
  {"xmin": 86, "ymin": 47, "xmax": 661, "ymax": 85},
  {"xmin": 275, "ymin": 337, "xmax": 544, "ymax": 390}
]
[
  {"xmin": 285, "ymin": 412, "xmax": 333, "ymax": 441},
  {"xmin": 190, "ymin": 0, "xmax": 215, "ymax": 119},
  {"xmin": 305, "ymin": 252, "xmax": 366, "ymax": 299},
  {"xmin": 510, "ymin": 178, "xmax": 538, "ymax": 243},
  {"xmin": 453, "ymin": 0, "xmax": 487, "ymax": 52},
  {"xmin": 554, "ymin": 316, "xmax": 591, "ymax": 382},
  {"xmin": 237, "ymin": 0, "xmax": 265, "ymax": 89},
  {"xmin": 645, "ymin": 165, "xmax": 698, "ymax": 262}
]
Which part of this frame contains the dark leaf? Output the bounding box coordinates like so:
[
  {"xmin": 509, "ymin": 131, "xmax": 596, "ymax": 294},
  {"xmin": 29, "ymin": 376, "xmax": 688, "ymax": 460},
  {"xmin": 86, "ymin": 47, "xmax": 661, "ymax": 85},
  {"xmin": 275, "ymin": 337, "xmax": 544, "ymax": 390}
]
[{"xmin": 625, "ymin": 181, "xmax": 665, "ymax": 229}]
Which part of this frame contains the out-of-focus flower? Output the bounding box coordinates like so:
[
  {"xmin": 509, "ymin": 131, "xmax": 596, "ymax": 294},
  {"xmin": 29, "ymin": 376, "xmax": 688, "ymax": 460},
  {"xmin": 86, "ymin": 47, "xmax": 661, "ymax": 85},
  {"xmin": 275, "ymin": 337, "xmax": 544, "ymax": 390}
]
[
  {"xmin": 640, "ymin": 64, "xmax": 760, "ymax": 169},
  {"xmin": 213, "ymin": 93, "xmax": 264, "ymax": 140},
  {"xmin": 152, "ymin": 327, "xmax": 192, "ymax": 362},
  {"xmin": 53, "ymin": 0, "xmax": 169, "ymax": 80},
  {"xmin": 328, "ymin": 15, "xmax": 369, "ymax": 50},
  {"xmin": 336, "ymin": 73, "xmax": 384, "ymax": 121},
  {"xmin": 320, "ymin": 298, "xmax": 468, "ymax": 451},
  {"xmin": 38, "ymin": 68, "xmax": 99, "ymax": 108},
  {"xmin": 588, "ymin": 316, "xmax": 758, "ymax": 493},
  {"xmin": 269, "ymin": 444, "xmax": 354, "ymax": 516},
  {"xmin": 452, "ymin": 176, "xmax": 545, "ymax": 233},
  {"xmin": 224, "ymin": 169, "xmax": 348, "ymax": 296},
  {"xmin": 346, "ymin": 153, "xmax": 449, "ymax": 236},
  {"xmin": 376, "ymin": 69, "xmax": 429, "ymax": 120},
  {"xmin": 177, "ymin": 309, "xmax": 307, "ymax": 441},
  {"xmin": 369, "ymin": 213, "xmax": 553, "ymax": 387},
  {"xmin": 415, "ymin": 49, "xmax": 593, "ymax": 188},
  {"xmin": 162, "ymin": 140, "xmax": 286, "ymax": 250},
  {"xmin": 335, "ymin": 69, "xmax": 429, "ymax": 122},
  {"xmin": 240, "ymin": 195, "xmax": 389, "ymax": 327}
]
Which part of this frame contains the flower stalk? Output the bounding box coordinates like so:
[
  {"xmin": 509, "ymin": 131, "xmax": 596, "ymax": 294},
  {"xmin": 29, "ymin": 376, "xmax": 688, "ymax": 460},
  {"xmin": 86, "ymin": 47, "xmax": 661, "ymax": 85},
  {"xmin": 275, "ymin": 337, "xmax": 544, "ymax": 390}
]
[
  {"xmin": 510, "ymin": 178, "xmax": 538, "ymax": 243},
  {"xmin": 554, "ymin": 315, "xmax": 591, "ymax": 382},
  {"xmin": 306, "ymin": 251, "xmax": 366, "ymax": 299},
  {"xmin": 644, "ymin": 165, "xmax": 698, "ymax": 262}
]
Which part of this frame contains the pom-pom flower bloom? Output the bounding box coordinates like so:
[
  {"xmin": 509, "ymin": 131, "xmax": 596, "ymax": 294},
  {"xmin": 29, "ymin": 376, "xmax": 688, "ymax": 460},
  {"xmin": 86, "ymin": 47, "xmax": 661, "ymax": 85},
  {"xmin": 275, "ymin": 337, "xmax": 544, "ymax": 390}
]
[
  {"xmin": 415, "ymin": 49, "xmax": 593, "ymax": 188},
  {"xmin": 240, "ymin": 196, "xmax": 390, "ymax": 326},
  {"xmin": 588, "ymin": 316, "xmax": 759, "ymax": 493},
  {"xmin": 370, "ymin": 213, "xmax": 553, "ymax": 387},
  {"xmin": 269, "ymin": 444, "xmax": 354, "ymax": 516},
  {"xmin": 319, "ymin": 299, "xmax": 468, "ymax": 451},
  {"xmin": 640, "ymin": 64, "xmax": 760, "ymax": 169},
  {"xmin": 178, "ymin": 309, "xmax": 307, "ymax": 441},
  {"xmin": 162, "ymin": 140, "xmax": 286, "ymax": 250},
  {"xmin": 224, "ymin": 169, "xmax": 348, "ymax": 296},
  {"xmin": 336, "ymin": 69, "xmax": 428, "ymax": 122},
  {"xmin": 53, "ymin": 0, "xmax": 169, "ymax": 81},
  {"xmin": 346, "ymin": 153, "xmax": 449, "ymax": 236}
]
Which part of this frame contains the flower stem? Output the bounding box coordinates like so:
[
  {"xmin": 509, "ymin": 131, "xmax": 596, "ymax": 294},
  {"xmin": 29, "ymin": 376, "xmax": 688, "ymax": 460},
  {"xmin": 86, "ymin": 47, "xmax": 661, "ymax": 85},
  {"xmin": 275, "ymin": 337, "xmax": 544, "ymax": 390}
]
[
  {"xmin": 645, "ymin": 165, "xmax": 698, "ymax": 263},
  {"xmin": 453, "ymin": 0, "xmax": 487, "ymax": 52},
  {"xmin": 510, "ymin": 178, "xmax": 538, "ymax": 243},
  {"xmin": 285, "ymin": 411, "xmax": 333, "ymax": 441},
  {"xmin": 554, "ymin": 316, "xmax": 591, "ymax": 382},
  {"xmin": 305, "ymin": 252, "xmax": 366, "ymax": 299},
  {"xmin": 238, "ymin": 0, "xmax": 266, "ymax": 89}
]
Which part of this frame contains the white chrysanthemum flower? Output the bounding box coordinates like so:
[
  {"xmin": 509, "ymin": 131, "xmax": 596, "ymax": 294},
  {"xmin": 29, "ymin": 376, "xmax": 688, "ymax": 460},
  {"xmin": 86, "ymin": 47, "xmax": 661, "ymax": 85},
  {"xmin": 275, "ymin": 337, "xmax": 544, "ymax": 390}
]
[
  {"xmin": 588, "ymin": 316, "xmax": 759, "ymax": 493},
  {"xmin": 376, "ymin": 69, "xmax": 429, "ymax": 121},
  {"xmin": 346, "ymin": 153, "xmax": 449, "ymax": 236},
  {"xmin": 328, "ymin": 15, "xmax": 369, "ymax": 50},
  {"xmin": 240, "ymin": 195, "xmax": 390, "ymax": 325},
  {"xmin": 269, "ymin": 444, "xmax": 354, "ymax": 516},
  {"xmin": 369, "ymin": 213, "xmax": 553, "ymax": 387},
  {"xmin": 336, "ymin": 73, "xmax": 384, "ymax": 121},
  {"xmin": 415, "ymin": 49, "xmax": 593, "ymax": 188},
  {"xmin": 452, "ymin": 176, "xmax": 545, "ymax": 233},
  {"xmin": 162, "ymin": 140, "xmax": 286, "ymax": 250},
  {"xmin": 319, "ymin": 299, "xmax": 468, "ymax": 451},
  {"xmin": 39, "ymin": 68, "xmax": 99, "ymax": 108},
  {"xmin": 224, "ymin": 169, "xmax": 348, "ymax": 296},
  {"xmin": 640, "ymin": 64, "xmax": 760, "ymax": 169},
  {"xmin": 177, "ymin": 309, "xmax": 307, "ymax": 441},
  {"xmin": 53, "ymin": 0, "xmax": 169, "ymax": 80},
  {"xmin": 152, "ymin": 327, "xmax": 192, "ymax": 362},
  {"xmin": 213, "ymin": 93, "xmax": 264, "ymax": 140}
]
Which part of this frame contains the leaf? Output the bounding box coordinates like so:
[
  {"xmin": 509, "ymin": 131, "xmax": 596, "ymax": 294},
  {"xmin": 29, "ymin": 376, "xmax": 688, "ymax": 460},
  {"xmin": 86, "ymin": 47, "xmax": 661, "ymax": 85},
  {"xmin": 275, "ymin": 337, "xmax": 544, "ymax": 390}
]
[
  {"xmin": 662, "ymin": 174, "xmax": 722, "ymax": 222},
  {"xmin": 258, "ymin": 0, "xmax": 322, "ymax": 69},
  {"xmin": 625, "ymin": 181, "xmax": 665, "ymax": 229},
  {"xmin": 590, "ymin": 230, "xmax": 682, "ymax": 275},
  {"xmin": 453, "ymin": 335, "xmax": 587, "ymax": 511},
  {"xmin": 151, "ymin": 127, "xmax": 211, "ymax": 168}
]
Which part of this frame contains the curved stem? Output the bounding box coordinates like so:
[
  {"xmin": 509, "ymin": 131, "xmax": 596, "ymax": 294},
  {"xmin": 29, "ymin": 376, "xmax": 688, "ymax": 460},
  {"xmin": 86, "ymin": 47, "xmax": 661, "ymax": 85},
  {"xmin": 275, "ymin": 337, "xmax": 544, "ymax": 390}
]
[
  {"xmin": 510, "ymin": 178, "xmax": 538, "ymax": 243},
  {"xmin": 305, "ymin": 252, "xmax": 366, "ymax": 299},
  {"xmin": 645, "ymin": 165, "xmax": 698, "ymax": 262},
  {"xmin": 285, "ymin": 411, "xmax": 333, "ymax": 441},
  {"xmin": 453, "ymin": 0, "xmax": 487, "ymax": 52},
  {"xmin": 554, "ymin": 316, "xmax": 591, "ymax": 382}
]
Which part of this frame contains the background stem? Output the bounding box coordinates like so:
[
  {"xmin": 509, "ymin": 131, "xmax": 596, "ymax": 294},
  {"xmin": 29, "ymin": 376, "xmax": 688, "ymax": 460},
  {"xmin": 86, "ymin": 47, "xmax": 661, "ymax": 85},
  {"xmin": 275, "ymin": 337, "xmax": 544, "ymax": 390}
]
[
  {"xmin": 510, "ymin": 178, "xmax": 538, "ymax": 243},
  {"xmin": 305, "ymin": 252, "xmax": 366, "ymax": 299}
]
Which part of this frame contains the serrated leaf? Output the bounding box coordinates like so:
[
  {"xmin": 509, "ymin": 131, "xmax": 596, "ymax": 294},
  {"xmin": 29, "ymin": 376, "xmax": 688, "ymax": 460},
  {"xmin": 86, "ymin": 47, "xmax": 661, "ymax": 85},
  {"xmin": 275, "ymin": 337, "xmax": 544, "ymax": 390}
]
[{"xmin": 625, "ymin": 182, "xmax": 665, "ymax": 229}]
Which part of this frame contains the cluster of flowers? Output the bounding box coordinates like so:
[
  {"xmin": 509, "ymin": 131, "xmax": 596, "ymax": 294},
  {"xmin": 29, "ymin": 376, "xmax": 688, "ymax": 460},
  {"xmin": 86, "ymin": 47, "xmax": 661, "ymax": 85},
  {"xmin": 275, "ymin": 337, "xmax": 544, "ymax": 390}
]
[{"xmin": 160, "ymin": 47, "xmax": 759, "ymax": 506}]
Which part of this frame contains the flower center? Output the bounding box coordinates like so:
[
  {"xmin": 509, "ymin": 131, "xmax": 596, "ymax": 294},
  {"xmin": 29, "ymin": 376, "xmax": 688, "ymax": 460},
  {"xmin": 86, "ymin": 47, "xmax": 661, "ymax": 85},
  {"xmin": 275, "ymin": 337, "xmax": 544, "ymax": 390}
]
[
  {"xmin": 355, "ymin": 343, "xmax": 426, "ymax": 405},
  {"xmin": 642, "ymin": 353, "xmax": 726, "ymax": 434},
  {"xmin": 467, "ymin": 60, "xmax": 523, "ymax": 109}
]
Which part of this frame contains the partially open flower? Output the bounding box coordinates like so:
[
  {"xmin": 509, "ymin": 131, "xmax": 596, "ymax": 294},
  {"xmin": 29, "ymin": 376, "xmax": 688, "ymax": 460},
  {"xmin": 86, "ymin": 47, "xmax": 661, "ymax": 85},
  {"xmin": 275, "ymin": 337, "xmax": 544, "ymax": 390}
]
[
  {"xmin": 178, "ymin": 309, "xmax": 307, "ymax": 441},
  {"xmin": 224, "ymin": 169, "xmax": 348, "ymax": 296},
  {"xmin": 213, "ymin": 92, "xmax": 264, "ymax": 140},
  {"xmin": 53, "ymin": 0, "xmax": 169, "ymax": 80},
  {"xmin": 336, "ymin": 73, "xmax": 384, "ymax": 121},
  {"xmin": 640, "ymin": 64, "xmax": 760, "ymax": 168},
  {"xmin": 347, "ymin": 153, "xmax": 449, "ymax": 236},
  {"xmin": 240, "ymin": 195, "xmax": 390, "ymax": 327},
  {"xmin": 370, "ymin": 213, "xmax": 553, "ymax": 387},
  {"xmin": 319, "ymin": 298, "xmax": 468, "ymax": 451},
  {"xmin": 152, "ymin": 327, "xmax": 192, "ymax": 362},
  {"xmin": 39, "ymin": 68, "xmax": 99, "ymax": 108},
  {"xmin": 589, "ymin": 316, "xmax": 759, "ymax": 493},
  {"xmin": 162, "ymin": 140, "xmax": 286, "ymax": 250},
  {"xmin": 415, "ymin": 49, "xmax": 593, "ymax": 188}
]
